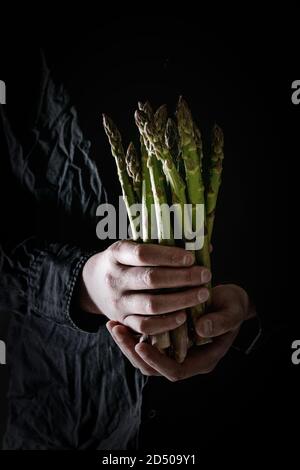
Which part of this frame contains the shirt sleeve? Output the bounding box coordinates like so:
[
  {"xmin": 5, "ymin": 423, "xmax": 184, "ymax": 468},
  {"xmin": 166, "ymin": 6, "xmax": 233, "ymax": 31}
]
[
  {"xmin": 0, "ymin": 238, "xmax": 96, "ymax": 329},
  {"xmin": 0, "ymin": 51, "xmax": 107, "ymax": 331}
]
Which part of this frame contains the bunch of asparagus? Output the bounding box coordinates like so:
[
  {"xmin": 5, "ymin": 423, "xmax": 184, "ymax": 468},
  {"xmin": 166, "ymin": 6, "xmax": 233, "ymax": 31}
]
[{"xmin": 103, "ymin": 97, "xmax": 224, "ymax": 363}]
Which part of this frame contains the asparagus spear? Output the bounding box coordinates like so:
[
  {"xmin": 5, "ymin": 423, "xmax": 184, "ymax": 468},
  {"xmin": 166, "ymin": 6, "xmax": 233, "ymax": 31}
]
[
  {"xmin": 135, "ymin": 107, "xmax": 172, "ymax": 352},
  {"xmin": 165, "ymin": 118, "xmax": 179, "ymax": 163},
  {"xmin": 176, "ymin": 97, "xmax": 211, "ymax": 344},
  {"xmin": 140, "ymin": 137, "xmax": 154, "ymax": 243},
  {"xmin": 165, "ymin": 118, "xmax": 185, "ymax": 182},
  {"xmin": 138, "ymin": 100, "xmax": 154, "ymax": 122},
  {"xmin": 103, "ymin": 114, "xmax": 139, "ymax": 241},
  {"xmin": 104, "ymin": 99, "xmax": 224, "ymax": 356},
  {"xmin": 136, "ymin": 109, "xmax": 189, "ymax": 362},
  {"xmin": 176, "ymin": 97, "xmax": 211, "ymax": 266},
  {"xmin": 141, "ymin": 114, "xmax": 187, "ymax": 207},
  {"xmin": 154, "ymin": 104, "xmax": 168, "ymax": 141},
  {"xmin": 125, "ymin": 142, "xmax": 142, "ymax": 200},
  {"xmin": 206, "ymin": 124, "xmax": 224, "ymax": 242}
]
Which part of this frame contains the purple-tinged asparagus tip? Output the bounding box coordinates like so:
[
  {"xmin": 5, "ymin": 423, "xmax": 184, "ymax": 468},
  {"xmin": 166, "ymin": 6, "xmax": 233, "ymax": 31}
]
[{"xmin": 213, "ymin": 124, "xmax": 224, "ymax": 147}]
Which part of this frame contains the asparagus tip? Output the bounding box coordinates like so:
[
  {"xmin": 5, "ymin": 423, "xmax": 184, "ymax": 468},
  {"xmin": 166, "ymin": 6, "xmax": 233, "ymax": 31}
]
[
  {"xmin": 137, "ymin": 100, "xmax": 154, "ymax": 120},
  {"xmin": 102, "ymin": 113, "xmax": 114, "ymax": 130},
  {"xmin": 165, "ymin": 117, "xmax": 178, "ymax": 150},
  {"xmin": 213, "ymin": 124, "xmax": 224, "ymax": 148},
  {"xmin": 127, "ymin": 141, "xmax": 135, "ymax": 152},
  {"xmin": 134, "ymin": 109, "xmax": 148, "ymax": 130}
]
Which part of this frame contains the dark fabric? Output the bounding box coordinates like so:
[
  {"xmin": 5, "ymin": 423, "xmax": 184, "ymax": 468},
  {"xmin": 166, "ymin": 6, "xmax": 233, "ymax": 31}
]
[{"xmin": 0, "ymin": 54, "xmax": 145, "ymax": 449}]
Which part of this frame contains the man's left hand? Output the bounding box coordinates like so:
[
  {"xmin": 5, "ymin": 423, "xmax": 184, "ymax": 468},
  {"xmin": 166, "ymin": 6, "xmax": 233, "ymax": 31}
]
[{"xmin": 106, "ymin": 284, "xmax": 255, "ymax": 381}]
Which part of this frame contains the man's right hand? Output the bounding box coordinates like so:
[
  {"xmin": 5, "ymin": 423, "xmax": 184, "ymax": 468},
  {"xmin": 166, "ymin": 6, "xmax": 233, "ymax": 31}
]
[{"xmin": 79, "ymin": 240, "xmax": 211, "ymax": 336}]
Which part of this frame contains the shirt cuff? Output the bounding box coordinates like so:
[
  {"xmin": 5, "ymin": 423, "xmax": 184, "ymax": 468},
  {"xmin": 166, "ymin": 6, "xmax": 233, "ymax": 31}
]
[{"xmin": 28, "ymin": 243, "xmax": 95, "ymax": 330}]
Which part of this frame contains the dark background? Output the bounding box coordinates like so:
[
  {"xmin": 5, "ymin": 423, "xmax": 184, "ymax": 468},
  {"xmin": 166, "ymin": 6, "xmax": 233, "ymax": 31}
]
[{"xmin": 0, "ymin": 12, "xmax": 297, "ymax": 453}]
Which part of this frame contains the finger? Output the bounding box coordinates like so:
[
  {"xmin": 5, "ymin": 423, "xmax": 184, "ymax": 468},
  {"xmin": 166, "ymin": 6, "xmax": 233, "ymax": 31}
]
[
  {"xmin": 135, "ymin": 342, "xmax": 183, "ymax": 381},
  {"xmin": 106, "ymin": 320, "xmax": 119, "ymax": 331},
  {"xmin": 123, "ymin": 286, "xmax": 209, "ymax": 315},
  {"xmin": 182, "ymin": 329, "xmax": 240, "ymax": 376},
  {"xmin": 124, "ymin": 310, "xmax": 187, "ymax": 335},
  {"xmin": 106, "ymin": 320, "xmax": 139, "ymax": 368},
  {"xmin": 122, "ymin": 265, "xmax": 211, "ymax": 290},
  {"xmin": 196, "ymin": 309, "xmax": 243, "ymax": 338},
  {"xmin": 136, "ymin": 330, "xmax": 238, "ymax": 381},
  {"xmin": 110, "ymin": 240, "xmax": 195, "ymax": 267},
  {"xmin": 108, "ymin": 323, "xmax": 160, "ymax": 376}
]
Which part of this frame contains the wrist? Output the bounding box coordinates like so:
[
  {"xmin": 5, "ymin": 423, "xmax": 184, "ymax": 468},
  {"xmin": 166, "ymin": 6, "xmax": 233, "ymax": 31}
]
[
  {"xmin": 68, "ymin": 252, "xmax": 107, "ymax": 333},
  {"xmin": 79, "ymin": 254, "xmax": 104, "ymax": 315}
]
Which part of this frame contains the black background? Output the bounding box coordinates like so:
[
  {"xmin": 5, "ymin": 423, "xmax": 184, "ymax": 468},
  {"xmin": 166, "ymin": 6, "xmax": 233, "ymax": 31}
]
[{"xmin": 0, "ymin": 11, "xmax": 297, "ymax": 454}]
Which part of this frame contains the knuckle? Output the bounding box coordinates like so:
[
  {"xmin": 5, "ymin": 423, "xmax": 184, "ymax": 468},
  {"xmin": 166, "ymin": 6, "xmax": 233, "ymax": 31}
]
[
  {"xmin": 110, "ymin": 240, "xmax": 123, "ymax": 255},
  {"xmin": 120, "ymin": 293, "xmax": 131, "ymax": 312},
  {"xmin": 145, "ymin": 296, "xmax": 158, "ymax": 314},
  {"xmin": 104, "ymin": 272, "xmax": 116, "ymax": 289},
  {"xmin": 184, "ymin": 268, "xmax": 193, "ymax": 284},
  {"xmin": 139, "ymin": 318, "xmax": 152, "ymax": 335},
  {"xmin": 111, "ymin": 296, "xmax": 119, "ymax": 311},
  {"xmin": 134, "ymin": 244, "xmax": 147, "ymax": 263},
  {"xmin": 109, "ymin": 240, "xmax": 127, "ymax": 262},
  {"xmin": 170, "ymin": 252, "xmax": 181, "ymax": 265},
  {"xmin": 142, "ymin": 268, "xmax": 157, "ymax": 288}
]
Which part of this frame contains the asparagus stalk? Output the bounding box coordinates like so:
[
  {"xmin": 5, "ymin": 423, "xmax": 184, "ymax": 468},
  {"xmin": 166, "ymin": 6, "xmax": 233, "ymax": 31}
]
[
  {"xmin": 193, "ymin": 122, "xmax": 204, "ymax": 165},
  {"xmin": 136, "ymin": 109, "xmax": 189, "ymax": 362},
  {"xmin": 176, "ymin": 97, "xmax": 211, "ymax": 344},
  {"xmin": 147, "ymin": 150, "xmax": 188, "ymax": 362},
  {"xmin": 142, "ymin": 115, "xmax": 187, "ymax": 207},
  {"xmin": 103, "ymin": 99, "xmax": 224, "ymax": 356},
  {"xmin": 135, "ymin": 106, "xmax": 171, "ymax": 352},
  {"xmin": 166, "ymin": 119, "xmax": 207, "ymax": 346},
  {"xmin": 138, "ymin": 101, "xmax": 154, "ymax": 122},
  {"xmin": 154, "ymin": 104, "xmax": 168, "ymax": 141},
  {"xmin": 140, "ymin": 138, "xmax": 154, "ymax": 243},
  {"xmin": 125, "ymin": 142, "xmax": 142, "ymax": 200},
  {"xmin": 165, "ymin": 118, "xmax": 179, "ymax": 165},
  {"xmin": 103, "ymin": 114, "xmax": 139, "ymax": 241},
  {"xmin": 176, "ymin": 97, "xmax": 210, "ymax": 266},
  {"xmin": 206, "ymin": 124, "xmax": 224, "ymax": 242}
]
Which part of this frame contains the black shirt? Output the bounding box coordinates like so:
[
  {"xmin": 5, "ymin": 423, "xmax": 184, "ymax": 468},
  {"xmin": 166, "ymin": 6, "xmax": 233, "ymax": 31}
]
[{"xmin": 0, "ymin": 54, "xmax": 145, "ymax": 450}]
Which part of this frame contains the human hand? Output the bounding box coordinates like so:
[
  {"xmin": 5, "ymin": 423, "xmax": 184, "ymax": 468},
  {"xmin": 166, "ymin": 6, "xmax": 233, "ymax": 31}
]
[
  {"xmin": 106, "ymin": 284, "xmax": 255, "ymax": 379},
  {"xmin": 79, "ymin": 240, "xmax": 211, "ymax": 336}
]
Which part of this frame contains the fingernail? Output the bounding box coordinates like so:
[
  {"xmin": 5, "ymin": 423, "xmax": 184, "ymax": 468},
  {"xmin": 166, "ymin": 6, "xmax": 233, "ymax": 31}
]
[
  {"xmin": 198, "ymin": 288, "xmax": 209, "ymax": 302},
  {"xmin": 202, "ymin": 319, "xmax": 213, "ymax": 337},
  {"xmin": 202, "ymin": 269, "xmax": 211, "ymax": 283},
  {"xmin": 197, "ymin": 319, "xmax": 213, "ymax": 337},
  {"xmin": 176, "ymin": 312, "xmax": 186, "ymax": 325},
  {"xmin": 183, "ymin": 253, "xmax": 194, "ymax": 266}
]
